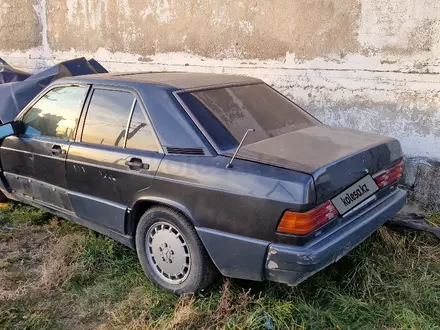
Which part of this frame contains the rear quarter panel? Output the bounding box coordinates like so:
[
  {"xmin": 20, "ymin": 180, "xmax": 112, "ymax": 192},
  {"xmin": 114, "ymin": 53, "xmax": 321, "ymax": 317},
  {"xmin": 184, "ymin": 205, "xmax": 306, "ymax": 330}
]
[{"xmin": 133, "ymin": 155, "xmax": 315, "ymax": 242}]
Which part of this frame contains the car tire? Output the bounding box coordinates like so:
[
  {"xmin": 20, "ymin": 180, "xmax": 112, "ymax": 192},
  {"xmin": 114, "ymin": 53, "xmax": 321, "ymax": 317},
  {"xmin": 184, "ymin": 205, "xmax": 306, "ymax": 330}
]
[{"xmin": 135, "ymin": 206, "xmax": 218, "ymax": 295}]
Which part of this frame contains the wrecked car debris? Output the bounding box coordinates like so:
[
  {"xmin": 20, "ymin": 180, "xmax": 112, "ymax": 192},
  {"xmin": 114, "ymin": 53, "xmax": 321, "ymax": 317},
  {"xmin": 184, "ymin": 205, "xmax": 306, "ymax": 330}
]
[
  {"xmin": 0, "ymin": 57, "xmax": 31, "ymax": 84},
  {"xmin": 0, "ymin": 57, "xmax": 108, "ymax": 123},
  {"xmin": 387, "ymin": 211, "xmax": 440, "ymax": 240}
]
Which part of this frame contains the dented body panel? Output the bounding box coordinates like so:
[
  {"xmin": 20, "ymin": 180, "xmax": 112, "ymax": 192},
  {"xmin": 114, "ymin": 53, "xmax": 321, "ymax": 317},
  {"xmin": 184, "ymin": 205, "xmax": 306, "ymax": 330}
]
[
  {"xmin": 265, "ymin": 188, "xmax": 406, "ymax": 285},
  {"xmin": 66, "ymin": 142, "xmax": 164, "ymax": 233}
]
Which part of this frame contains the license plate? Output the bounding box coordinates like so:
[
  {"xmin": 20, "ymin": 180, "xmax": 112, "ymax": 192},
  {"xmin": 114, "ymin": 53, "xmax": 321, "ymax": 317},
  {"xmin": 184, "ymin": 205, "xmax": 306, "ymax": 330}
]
[{"xmin": 331, "ymin": 175, "xmax": 379, "ymax": 215}]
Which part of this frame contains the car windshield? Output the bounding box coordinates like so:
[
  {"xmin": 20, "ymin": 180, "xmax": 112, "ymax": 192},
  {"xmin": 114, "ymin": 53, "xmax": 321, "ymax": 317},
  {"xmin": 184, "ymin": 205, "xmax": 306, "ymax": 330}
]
[{"xmin": 179, "ymin": 83, "xmax": 319, "ymax": 151}]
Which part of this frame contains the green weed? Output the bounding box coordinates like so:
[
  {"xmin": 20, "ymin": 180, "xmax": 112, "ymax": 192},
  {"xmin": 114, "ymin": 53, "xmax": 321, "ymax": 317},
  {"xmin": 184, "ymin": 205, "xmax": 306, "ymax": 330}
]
[{"xmin": 1, "ymin": 203, "xmax": 439, "ymax": 329}]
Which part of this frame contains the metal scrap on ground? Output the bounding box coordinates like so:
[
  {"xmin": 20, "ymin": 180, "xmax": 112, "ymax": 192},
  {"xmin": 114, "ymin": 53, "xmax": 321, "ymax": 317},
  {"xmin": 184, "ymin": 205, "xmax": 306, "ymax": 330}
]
[{"xmin": 386, "ymin": 205, "xmax": 440, "ymax": 240}]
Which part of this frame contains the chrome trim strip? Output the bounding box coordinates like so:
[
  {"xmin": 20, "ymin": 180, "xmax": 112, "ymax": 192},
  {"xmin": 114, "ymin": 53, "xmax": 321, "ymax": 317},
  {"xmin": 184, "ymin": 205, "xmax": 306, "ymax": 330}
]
[{"xmin": 124, "ymin": 98, "xmax": 137, "ymax": 148}]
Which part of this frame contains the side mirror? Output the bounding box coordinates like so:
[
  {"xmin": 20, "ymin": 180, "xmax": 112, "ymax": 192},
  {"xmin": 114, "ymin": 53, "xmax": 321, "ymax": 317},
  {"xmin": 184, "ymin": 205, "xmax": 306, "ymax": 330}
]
[{"xmin": 0, "ymin": 121, "xmax": 25, "ymax": 140}]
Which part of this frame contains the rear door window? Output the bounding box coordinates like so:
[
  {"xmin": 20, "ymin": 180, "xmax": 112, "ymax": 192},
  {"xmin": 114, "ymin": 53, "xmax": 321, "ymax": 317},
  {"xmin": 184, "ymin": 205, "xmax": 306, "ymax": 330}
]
[
  {"xmin": 22, "ymin": 86, "xmax": 88, "ymax": 140},
  {"xmin": 82, "ymin": 89, "xmax": 134, "ymax": 147},
  {"xmin": 126, "ymin": 102, "xmax": 159, "ymax": 152}
]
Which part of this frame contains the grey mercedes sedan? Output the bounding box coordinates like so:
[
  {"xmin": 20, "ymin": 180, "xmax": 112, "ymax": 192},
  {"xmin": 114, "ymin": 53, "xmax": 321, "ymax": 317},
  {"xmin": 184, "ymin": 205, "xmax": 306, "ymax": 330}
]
[{"xmin": 0, "ymin": 72, "xmax": 406, "ymax": 294}]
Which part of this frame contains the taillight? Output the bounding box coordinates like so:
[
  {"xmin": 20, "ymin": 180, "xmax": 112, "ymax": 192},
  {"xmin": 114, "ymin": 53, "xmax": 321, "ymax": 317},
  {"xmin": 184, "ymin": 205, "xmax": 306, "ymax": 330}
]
[
  {"xmin": 373, "ymin": 159, "xmax": 404, "ymax": 189},
  {"xmin": 277, "ymin": 201, "xmax": 338, "ymax": 235}
]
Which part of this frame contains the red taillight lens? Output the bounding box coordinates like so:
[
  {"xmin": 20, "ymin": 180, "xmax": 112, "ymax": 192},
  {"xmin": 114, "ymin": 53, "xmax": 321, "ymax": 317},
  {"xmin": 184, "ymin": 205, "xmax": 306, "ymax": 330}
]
[
  {"xmin": 373, "ymin": 159, "xmax": 404, "ymax": 188},
  {"xmin": 277, "ymin": 201, "xmax": 339, "ymax": 235}
]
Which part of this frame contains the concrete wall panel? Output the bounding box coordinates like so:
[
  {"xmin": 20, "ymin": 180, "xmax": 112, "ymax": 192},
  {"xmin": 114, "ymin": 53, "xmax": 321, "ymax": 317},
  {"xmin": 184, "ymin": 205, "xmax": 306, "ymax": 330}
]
[
  {"xmin": 1, "ymin": 0, "xmax": 440, "ymax": 206},
  {"xmin": 0, "ymin": 0, "xmax": 42, "ymax": 51},
  {"xmin": 47, "ymin": 0, "xmax": 361, "ymax": 60}
]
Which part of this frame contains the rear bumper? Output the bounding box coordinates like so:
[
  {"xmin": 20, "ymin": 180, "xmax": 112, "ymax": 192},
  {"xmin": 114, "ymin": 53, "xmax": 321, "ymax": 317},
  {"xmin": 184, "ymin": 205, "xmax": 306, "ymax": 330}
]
[{"xmin": 265, "ymin": 188, "xmax": 406, "ymax": 286}]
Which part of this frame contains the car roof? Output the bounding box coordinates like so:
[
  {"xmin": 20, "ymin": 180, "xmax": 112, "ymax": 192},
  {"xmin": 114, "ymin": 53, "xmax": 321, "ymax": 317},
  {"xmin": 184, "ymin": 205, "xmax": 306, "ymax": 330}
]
[{"xmin": 61, "ymin": 71, "xmax": 262, "ymax": 90}]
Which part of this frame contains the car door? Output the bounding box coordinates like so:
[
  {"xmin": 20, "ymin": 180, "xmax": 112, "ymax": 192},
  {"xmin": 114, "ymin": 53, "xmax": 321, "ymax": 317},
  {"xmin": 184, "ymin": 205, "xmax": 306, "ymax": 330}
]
[
  {"xmin": 0, "ymin": 84, "xmax": 89, "ymax": 210},
  {"xmin": 66, "ymin": 86, "xmax": 164, "ymax": 234}
]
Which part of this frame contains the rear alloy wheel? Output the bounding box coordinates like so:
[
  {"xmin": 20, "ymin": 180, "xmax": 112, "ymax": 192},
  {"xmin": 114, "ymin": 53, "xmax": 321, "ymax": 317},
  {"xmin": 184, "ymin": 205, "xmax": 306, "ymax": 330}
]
[
  {"xmin": 135, "ymin": 206, "xmax": 217, "ymax": 295},
  {"xmin": 146, "ymin": 221, "xmax": 191, "ymax": 284}
]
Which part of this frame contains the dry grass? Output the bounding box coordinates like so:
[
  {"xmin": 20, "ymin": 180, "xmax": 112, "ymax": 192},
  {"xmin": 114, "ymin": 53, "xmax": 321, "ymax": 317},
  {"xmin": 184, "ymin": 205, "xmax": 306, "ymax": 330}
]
[
  {"xmin": 0, "ymin": 227, "xmax": 52, "ymax": 301},
  {"xmin": 39, "ymin": 234, "xmax": 87, "ymax": 290},
  {"xmin": 101, "ymin": 281, "xmax": 256, "ymax": 330},
  {"xmin": 167, "ymin": 296, "xmax": 199, "ymax": 329},
  {"xmin": 1, "ymin": 202, "xmax": 440, "ymax": 329}
]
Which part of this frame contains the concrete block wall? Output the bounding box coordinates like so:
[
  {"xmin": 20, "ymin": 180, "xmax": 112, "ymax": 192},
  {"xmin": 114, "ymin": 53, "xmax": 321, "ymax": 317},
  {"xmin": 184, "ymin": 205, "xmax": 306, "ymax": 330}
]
[{"xmin": 1, "ymin": 0, "xmax": 440, "ymax": 207}]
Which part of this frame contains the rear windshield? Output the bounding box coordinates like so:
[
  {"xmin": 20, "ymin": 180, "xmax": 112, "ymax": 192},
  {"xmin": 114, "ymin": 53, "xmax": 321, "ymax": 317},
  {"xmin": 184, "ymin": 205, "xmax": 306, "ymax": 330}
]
[{"xmin": 179, "ymin": 83, "xmax": 319, "ymax": 151}]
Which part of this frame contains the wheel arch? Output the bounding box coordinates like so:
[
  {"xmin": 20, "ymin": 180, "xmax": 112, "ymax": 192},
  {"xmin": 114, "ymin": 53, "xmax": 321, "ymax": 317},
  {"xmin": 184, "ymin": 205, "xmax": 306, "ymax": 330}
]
[
  {"xmin": 126, "ymin": 196, "xmax": 196, "ymax": 241},
  {"xmin": 127, "ymin": 196, "xmax": 267, "ymax": 282}
]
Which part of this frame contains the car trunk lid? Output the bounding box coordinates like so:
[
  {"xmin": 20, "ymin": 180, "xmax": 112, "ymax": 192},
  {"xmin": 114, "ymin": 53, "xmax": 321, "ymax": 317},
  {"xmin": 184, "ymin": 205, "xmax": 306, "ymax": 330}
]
[{"xmin": 222, "ymin": 124, "xmax": 403, "ymax": 204}]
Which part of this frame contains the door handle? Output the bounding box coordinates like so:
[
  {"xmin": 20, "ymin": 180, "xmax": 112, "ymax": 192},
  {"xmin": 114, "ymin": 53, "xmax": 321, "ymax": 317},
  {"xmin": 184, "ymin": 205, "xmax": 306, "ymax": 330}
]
[
  {"xmin": 125, "ymin": 157, "xmax": 150, "ymax": 170},
  {"xmin": 51, "ymin": 145, "xmax": 66, "ymax": 156}
]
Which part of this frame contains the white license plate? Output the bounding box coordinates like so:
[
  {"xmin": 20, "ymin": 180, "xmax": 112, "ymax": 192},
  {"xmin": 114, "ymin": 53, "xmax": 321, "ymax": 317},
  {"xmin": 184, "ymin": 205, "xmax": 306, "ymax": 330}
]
[{"xmin": 331, "ymin": 175, "xmax": 379, "ymax": 215}]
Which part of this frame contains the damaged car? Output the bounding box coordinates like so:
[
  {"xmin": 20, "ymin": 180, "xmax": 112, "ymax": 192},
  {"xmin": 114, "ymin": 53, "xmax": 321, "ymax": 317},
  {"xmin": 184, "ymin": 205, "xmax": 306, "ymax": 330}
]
[
  {"xmin": 0, "ymin": 57, "xmax": 108, "ymax": 202},
  {"xmin": 0, "ymin": 72, "xmax": 406, "ymax": 294}
]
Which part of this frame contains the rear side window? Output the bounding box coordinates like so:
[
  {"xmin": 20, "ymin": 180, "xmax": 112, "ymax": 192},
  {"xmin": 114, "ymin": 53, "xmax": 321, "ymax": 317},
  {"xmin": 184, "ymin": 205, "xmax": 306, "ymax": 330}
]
[
  {"xmin": 181, "ymin": 83, "xmax": 319, "ymax": 151},
  {"xmin": 126, "ymin": 102, "xmax": 158, "ymax": 152},
  {"xmin": 22, "ymin": 86, "xmax": 88, "ymax": 140},
  {"xmin": 82, "ymin": 89, "xmax": 134, "ymax": 147},
  {"xmin": 178, "ymin": 92, "xmax": 237, "ymax": 151}
]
